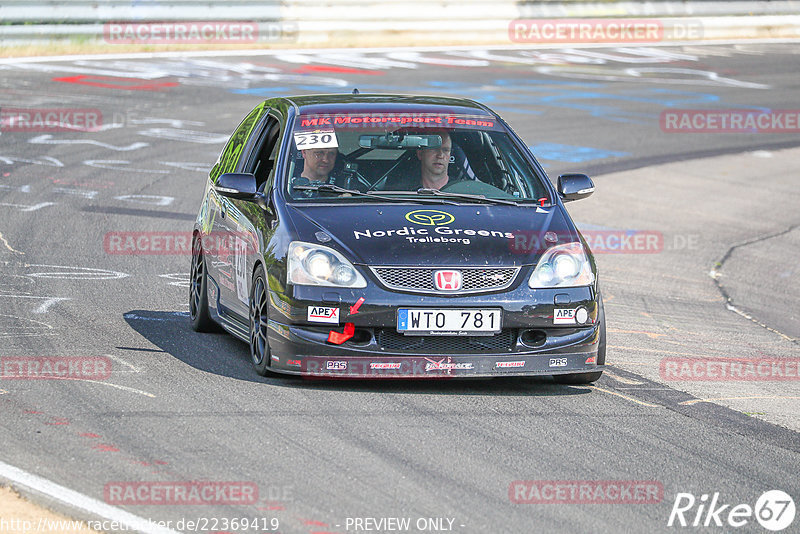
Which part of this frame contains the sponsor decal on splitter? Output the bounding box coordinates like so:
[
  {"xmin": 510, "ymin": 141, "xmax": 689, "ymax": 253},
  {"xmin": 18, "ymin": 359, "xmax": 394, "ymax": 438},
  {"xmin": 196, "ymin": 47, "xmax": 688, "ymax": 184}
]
[
  {"xmin": 370, "ymin": 362, "xmax": 402, "ymax": 370},
  {"xmin": 424, "ymin": 361, "xmax": 474, "ymax": 371},
  {"xmin": 497, "ymin": 361, "xmax": 525, "ymax": 369}
]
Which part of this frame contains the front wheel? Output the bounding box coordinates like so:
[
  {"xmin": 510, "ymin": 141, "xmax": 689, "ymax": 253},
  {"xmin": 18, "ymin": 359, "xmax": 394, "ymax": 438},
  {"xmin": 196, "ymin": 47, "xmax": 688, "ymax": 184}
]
[
  {"xmin": 553, "ymin": 300, "xmax": 606, "ymax": 385},
  {"xmin": 249, "ymin": 264, "xmax": 272, "ymax": 376}
]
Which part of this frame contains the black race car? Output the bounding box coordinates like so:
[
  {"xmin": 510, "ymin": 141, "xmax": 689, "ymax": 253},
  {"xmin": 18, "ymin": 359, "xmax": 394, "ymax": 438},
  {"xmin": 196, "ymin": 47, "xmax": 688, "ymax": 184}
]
[{"xmin": 190, "ymin": 94, "xmax": 606, "ymax": 383}]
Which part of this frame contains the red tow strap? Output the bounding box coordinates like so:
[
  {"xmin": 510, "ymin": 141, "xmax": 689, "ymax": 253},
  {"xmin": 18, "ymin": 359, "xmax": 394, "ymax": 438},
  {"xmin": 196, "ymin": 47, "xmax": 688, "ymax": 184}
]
[{"xmin": 327, "ymin": 322, "xmax": 354, "ymax": 344}]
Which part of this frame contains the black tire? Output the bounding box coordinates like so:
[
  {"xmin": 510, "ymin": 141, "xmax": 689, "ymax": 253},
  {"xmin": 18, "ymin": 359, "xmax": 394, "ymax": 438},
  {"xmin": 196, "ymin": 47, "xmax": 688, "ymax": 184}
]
[
  {"xmin": 189, "ymin": 234, "xmax": 216, "ymax": 332},
  {"xmin": 249, "ymin": 264, "xmax": 272, "ymax": 376},
  {"xmin": 553, "ymin": 298, "xmax": 606, "ymax": 385}
]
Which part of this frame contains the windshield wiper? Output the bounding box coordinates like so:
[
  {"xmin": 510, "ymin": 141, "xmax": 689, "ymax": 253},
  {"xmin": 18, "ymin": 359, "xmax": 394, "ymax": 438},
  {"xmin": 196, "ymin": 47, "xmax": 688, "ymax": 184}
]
[
  {"xmin": 294, "ymin": 183, "xmax": 365, "ymax": 196},
  {"xmin": 292, "ymin": 183, "xmax": 457, "ymax": 205},
  {"xmin": 414, "ymin": 187, "xmax": 520, "ymax": 206}
]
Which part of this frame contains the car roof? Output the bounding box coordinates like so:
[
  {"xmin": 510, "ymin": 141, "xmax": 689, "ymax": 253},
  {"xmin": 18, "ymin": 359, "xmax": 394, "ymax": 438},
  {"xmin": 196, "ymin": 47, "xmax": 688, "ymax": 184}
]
[{"xmin": 281, "ymin": 93, "xmax": 495, "ymax": 117}]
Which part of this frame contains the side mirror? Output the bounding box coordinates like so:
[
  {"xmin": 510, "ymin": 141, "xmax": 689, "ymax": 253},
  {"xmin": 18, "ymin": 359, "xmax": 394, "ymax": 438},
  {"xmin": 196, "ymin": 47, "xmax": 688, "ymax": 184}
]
[
  {"xmin": 557, "ymin": 173, "xmax": 595, "ymax": 202},
  {"xmin": 214, "ymin": 173, "xmax": 258, "ymax": 200}
]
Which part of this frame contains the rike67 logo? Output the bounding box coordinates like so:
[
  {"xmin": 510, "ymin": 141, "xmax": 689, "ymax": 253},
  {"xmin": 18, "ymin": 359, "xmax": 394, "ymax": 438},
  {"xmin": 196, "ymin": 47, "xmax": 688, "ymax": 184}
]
[{"xmin": 668, "ymin": 490, "xmax": 795, "ymax": 531}]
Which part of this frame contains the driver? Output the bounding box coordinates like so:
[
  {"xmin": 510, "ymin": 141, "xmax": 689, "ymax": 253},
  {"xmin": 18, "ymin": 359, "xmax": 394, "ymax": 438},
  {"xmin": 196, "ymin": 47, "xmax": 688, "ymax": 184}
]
[
  {"xmin": 384, "ymin": 129, "xmax": 454, "ymax": 191},
  {"xmin": 417, "ymin": 130, "xmax": 452, "ymax": 190}
]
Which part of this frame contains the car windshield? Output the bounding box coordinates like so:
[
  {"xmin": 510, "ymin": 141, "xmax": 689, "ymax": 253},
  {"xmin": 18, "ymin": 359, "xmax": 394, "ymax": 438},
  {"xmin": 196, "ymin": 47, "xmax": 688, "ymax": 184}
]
[{"xmin": 286, "ymin": 111, "xmax": 550, "ymax": 202}]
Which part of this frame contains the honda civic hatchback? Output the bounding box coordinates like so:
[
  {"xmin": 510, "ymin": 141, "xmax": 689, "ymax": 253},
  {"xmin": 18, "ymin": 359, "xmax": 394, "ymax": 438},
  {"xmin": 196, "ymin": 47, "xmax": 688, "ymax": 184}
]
[{"xmin": 190, "ymin": 93, "xmax": 605, "ymax": 383}]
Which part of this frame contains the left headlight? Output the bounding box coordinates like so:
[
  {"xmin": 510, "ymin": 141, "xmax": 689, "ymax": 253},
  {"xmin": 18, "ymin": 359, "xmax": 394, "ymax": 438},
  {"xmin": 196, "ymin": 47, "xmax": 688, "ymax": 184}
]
[
  {"xmin": 528, "ymin": 241, "xmax": 595, "ymax": 288},
  {"xmin": 287, "ymin": 241, "xmax": 367, "ymax": 288}
]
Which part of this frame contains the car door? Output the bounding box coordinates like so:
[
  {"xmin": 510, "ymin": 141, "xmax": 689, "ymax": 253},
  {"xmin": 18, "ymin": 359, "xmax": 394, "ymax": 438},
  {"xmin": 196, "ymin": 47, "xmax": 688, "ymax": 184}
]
[
  {"xmin": 218, "ymin": 109, "xmax": 284, "ymax": 319},
  {"xmin": 206, "ymin": 102, "xmax": 270, "ymax": 319}
]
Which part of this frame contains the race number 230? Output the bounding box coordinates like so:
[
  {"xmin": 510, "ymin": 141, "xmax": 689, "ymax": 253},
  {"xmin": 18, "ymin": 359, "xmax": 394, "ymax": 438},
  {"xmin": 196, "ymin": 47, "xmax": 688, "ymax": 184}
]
[{"xmin": 293, "ymin": 131, "xmax": 338, "ymax": 149}]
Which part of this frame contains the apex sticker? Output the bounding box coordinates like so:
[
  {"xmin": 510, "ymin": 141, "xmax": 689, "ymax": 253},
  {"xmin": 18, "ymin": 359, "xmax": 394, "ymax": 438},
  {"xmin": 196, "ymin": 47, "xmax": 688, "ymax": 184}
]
[
  {"xmin": 308, "ymin": 306, "xmax": 339, "ymax": 324},
  {"xmin": 554, "ymin": 308, "xmax": 577, "ymax": 324}
]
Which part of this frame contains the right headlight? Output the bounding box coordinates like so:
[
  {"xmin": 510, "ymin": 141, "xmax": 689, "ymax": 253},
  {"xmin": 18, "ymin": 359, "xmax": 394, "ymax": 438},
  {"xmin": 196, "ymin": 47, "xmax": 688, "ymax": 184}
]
[
  {"xmin": 287, "ymin": 241, "xmax": 367, "ymax": 288},
  {"xmin": 528, "ymin": 241, "xmax": 595, "ymax": 288}
]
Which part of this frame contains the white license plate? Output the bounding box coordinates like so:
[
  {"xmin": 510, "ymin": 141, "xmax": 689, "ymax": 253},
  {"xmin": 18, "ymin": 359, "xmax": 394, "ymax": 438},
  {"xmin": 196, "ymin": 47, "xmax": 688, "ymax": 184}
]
[{"xmin": 397, "ymin": 308, "xmax": 501, "ymax": 336}]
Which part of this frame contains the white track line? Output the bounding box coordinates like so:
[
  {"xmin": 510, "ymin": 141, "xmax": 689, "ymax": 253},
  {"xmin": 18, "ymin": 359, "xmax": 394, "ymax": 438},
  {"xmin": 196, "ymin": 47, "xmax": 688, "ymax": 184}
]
[{"xmin": 0, "ymin": 460, "xmax": 180, "ymax": 534}]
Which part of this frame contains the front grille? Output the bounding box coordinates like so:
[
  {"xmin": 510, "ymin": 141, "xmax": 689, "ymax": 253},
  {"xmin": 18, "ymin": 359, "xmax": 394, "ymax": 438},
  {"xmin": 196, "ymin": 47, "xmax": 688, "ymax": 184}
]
[
  {"xmin": 376, "ymin": 329, "xmax": 515, "ymax": 354},
  {"xmin": 370, "ymin": 266, "xmax": 518, "ymax": 294}
]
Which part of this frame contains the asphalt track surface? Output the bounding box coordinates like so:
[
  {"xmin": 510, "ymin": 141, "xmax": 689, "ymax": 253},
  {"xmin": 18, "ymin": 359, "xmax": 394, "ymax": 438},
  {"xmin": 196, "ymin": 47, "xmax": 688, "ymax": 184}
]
[{"xmin": 1, "ymin": 43, "xmax": 799, "ymax": 533}]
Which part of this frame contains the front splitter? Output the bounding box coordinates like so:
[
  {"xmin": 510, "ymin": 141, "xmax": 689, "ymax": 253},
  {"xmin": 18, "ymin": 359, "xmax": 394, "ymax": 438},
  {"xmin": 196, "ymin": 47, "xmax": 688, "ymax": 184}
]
[{"xmin": 269, "ymin": 352, "xmax": 602, "ymax": 379}]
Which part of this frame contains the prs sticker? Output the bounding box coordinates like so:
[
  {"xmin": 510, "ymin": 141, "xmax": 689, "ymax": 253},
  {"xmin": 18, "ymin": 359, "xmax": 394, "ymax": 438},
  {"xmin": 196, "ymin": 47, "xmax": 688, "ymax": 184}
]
[
  {"xmin": 308, "ymin": 306, "xmax": 339, "ymax": 324},
  {"xmin": 293, "ymin": 130, "xmax": 338, "ymax": 149},
  {"xmin": 554, "ymin": 308, "xmax": 577, "ymax": 324},
  {"xmin": 326, "ymin": 360, "xmax": 347, "ymax": 370}
]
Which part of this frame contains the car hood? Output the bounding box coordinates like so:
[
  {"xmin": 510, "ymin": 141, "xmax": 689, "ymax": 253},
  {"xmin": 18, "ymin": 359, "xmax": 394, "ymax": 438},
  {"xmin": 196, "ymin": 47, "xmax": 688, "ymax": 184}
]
[{"xmin": 286, "ymin": 203, "xmax": 578, "ymax": 267}]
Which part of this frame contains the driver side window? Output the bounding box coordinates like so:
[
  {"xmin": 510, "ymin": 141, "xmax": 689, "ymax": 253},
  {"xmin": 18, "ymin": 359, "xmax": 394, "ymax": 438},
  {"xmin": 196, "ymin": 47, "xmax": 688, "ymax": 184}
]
[{"xmin": 247, "ymin": 115, "xmax": 281, "ymax": 192}]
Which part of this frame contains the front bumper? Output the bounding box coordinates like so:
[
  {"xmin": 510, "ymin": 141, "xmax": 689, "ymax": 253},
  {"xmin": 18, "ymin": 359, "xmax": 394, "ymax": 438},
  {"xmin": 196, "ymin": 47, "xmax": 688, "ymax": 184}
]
[{"xmin": 265, "ymin": 278, "xmax": 603, "ymax": 378}]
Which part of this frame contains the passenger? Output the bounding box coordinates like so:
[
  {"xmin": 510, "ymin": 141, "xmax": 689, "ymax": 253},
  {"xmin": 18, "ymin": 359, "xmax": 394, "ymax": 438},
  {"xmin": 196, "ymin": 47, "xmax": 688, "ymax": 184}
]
[{"xmin": 300, "ymin": 147, "xmax": 338, "ymax": 182}]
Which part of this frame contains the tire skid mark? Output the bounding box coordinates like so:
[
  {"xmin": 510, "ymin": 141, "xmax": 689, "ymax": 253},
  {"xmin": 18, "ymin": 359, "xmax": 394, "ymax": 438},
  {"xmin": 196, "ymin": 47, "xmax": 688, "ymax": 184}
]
[
  {"xmin": 593, "ymin": 367, "xmax": 800, "ymax": 453},
  {"xmin": 585, "ymin": 384, "xmax": 660, "ymax": 407},
  {"xmin": 681, "ymin": 395, "xmax": 800, "ymax": 406}
]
